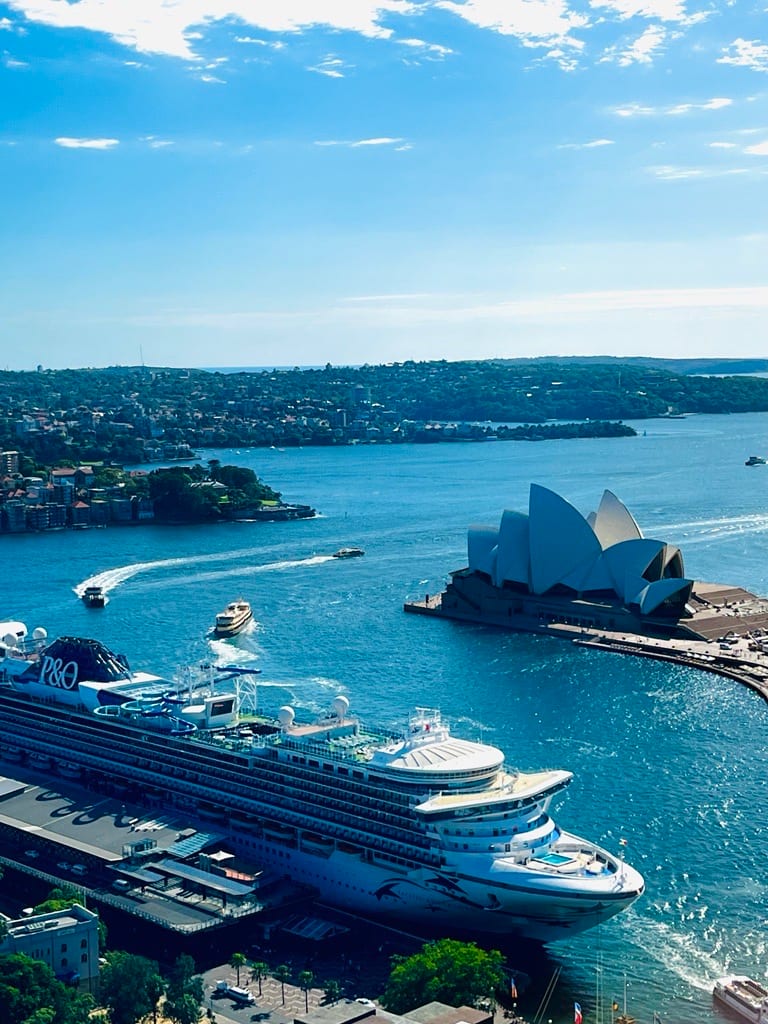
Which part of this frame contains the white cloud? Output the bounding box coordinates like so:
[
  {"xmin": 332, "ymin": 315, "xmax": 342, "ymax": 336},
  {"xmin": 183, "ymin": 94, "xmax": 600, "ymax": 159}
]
[
  {"xmin": 307, "ymin": 54, "xmax": 351, "ymax": 78},
  {"xmin": 315, "ymin": 136, "xmax": 407, "ymax": 147},
  {"xmin": 54, "ymin": 136, "xmax": 119, "ymax": 149},
  {"xmin": 709, "ymin": 141, "xmax": 736, "ymax": 149},
  {"xmin": 435, "ymin": 0, "xmax": 588, "ymax": 50},
  {"xmin": 234, "ymin": 35, "xmax": 284, "ymax": 49},
  {"xmin": 648, "ymin": 163, "xmax": 755, "ymax": 179},
  {"xmin": 600, "ymin": 24, "xmax": 666, "ymax": 65},
  {"xmin": 140, "ymin": 135, "xmax": 174, "ymax": 148},
  {"xmin": 399, "ymin": 36, "xmax": 453, "ymax": 56},
  {"xmin": 5, "ymin": 1, "xmax": 416, "ymax": 60},
  {"xmin": 745, "ymin": 141, "xmax": 768, "ymax": 155},
  {"xmin": 3, "ymin": 54, "xmax": 28, "ymax": 67},
  {"xmin": 589, "ymin": 0, "xmax": 707, "ymax": 24},
  {"xmin": 558, "ymin": 138, "xmax": 614, "ymax": 148},
  {"xmin": 719, "ymin": 38, "xmax": 768, "ymax": 73},
  {"xmin": 614, "ymin": 97, "xmax": 732, "ymax": 117},
  {"xmin": 0, "ymin": 17, "xmax": 14, "ymax": 29}
]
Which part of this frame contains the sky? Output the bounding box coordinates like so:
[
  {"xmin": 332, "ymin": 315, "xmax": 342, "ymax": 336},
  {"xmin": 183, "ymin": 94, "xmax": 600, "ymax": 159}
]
[{"xmin": 1, "ymin": 1, "xmax": 768, "ymax": 370}]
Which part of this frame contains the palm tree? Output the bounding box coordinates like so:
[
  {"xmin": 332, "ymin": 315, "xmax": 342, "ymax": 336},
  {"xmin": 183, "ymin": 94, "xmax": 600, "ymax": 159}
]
[
  {"xmin": 298, "ymin": 970, "xmax": 314, "ymax": 1012},
  {"xmin": 250, "ymin": 960, "xmax": 269, "ymax": 997},
  {"xmin": 274, "ymin": 964, "xmax": 291, "ymax": 1005},
  {"xmin": 230, "ymin": 952, "xmax": 247, "ymax": 987}
]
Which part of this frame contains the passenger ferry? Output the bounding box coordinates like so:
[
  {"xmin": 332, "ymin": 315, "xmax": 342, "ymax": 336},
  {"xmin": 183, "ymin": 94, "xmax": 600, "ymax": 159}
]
[
  {"xmin": 213, "ymin": 599, "xmax": 253, "ymax": 638},
  {"xmin": 0, "ymin": 634, "xmax": 644, "ymax": 941},
  {"xmin": 713, "ymin": 976, "xmax": 768, "ymax": 1023}
]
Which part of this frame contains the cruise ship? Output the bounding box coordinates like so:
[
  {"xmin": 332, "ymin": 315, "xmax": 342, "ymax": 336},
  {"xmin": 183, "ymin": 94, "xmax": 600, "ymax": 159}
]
[{"xmin": 0, "ymin": 635, "xmax": 644, "ymax": 941}]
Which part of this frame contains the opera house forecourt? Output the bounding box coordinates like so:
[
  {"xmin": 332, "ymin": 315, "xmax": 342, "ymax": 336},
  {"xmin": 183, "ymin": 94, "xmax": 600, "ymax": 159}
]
[{"xmin": 405, "ymin": 485, "xmax": 768, "ymax": 648}]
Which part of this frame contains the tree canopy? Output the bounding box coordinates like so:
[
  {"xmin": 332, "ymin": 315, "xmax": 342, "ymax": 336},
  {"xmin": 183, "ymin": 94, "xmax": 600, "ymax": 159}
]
[
  {"xmin": 0, "ymin": 953, "xmax": 93, "ymax": 1024},
  {"xmin": 99, "ymin": 951, "xmax": 164, "ymax": 1024},
  {"xmin": 381, "ymin": 939, "xmax": 505, "ymax": 1015}
]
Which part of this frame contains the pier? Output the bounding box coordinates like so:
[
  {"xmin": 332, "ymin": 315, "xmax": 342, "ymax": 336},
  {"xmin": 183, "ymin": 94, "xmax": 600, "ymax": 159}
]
[{"xmin": 405, "ymin": 586, "xmax": 768, "ymax": 704}]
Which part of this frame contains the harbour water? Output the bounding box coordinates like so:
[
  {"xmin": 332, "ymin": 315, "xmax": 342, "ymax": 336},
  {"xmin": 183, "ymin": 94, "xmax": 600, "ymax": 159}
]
[{"xmin": 3, "ymin": 411, "xmax": 768, "ymax": 1023}]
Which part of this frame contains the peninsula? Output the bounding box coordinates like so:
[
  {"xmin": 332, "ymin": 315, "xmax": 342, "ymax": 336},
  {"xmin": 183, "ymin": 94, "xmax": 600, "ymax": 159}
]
[{"xmin": 405, "ymin": 485, "xmax": 768, "ymax": 703}]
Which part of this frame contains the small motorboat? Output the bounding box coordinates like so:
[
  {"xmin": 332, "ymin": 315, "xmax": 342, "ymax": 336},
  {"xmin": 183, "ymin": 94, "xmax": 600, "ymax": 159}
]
[
  {"xmin": 333, "ymin": 547, "xmax": 365, "ymax": 559},
  {"xmin": 213, "ymin": 599, "xmax": 253, "ymax": 638},
  {"xmin": 82, "ymin": 586, "xmax": 107, "ymax": 608},
  {"xmin": 745, "ymin": 456, "xmax": 767, "ymax": 466}
]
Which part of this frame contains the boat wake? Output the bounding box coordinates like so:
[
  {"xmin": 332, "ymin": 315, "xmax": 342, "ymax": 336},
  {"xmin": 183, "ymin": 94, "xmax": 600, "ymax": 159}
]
[
  {"xmin": 659, "ymin": 513, "xmax": 768, "ymax": 545},
  {"xmin": 75, "ymin": 552, "xmax": 336, "ymax": 597},
  {"xmin": 620, "ymin": 912, "xmax": 764, "ymax": 994}
]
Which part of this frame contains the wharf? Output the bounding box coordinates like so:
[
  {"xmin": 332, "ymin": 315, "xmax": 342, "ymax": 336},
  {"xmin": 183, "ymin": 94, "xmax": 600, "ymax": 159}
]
[{"xmin": 406, "ymin": 594, "xmax": 768, "ymax": 704}]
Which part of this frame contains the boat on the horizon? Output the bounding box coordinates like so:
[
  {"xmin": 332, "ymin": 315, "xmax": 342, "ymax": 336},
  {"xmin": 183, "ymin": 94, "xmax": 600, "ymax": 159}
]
[
  {"xmin": 213, "ymin": 599, "xmax": 253, "ymax": 637},
  {"xmin": 333, "ymin": 547, "xmax": 364, "ymax": 559},
  {"xmin": 0, "ymin": 633, "xmax": 645, "ymax": 942},
  {"xmin": 713, "ymin": 976, "xmax": 768, "ymax": 1023},
  {"xmin": 745, "ymin": 456, "xmax": 767, "ymax": 466},
  {"xmin": 82, "ymin": 585, "xmax": 107, "ymax": 608}
]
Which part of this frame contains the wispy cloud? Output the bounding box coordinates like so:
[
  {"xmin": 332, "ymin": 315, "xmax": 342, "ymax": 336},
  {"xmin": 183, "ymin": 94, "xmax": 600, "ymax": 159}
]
[
  {"xmin": 718, "ymin": 39, "xmax": 768, "ymax": 73},
  {"xmin": 590, "ymin": 0, "xmax": 708, "ymax": 25},
  {"xmin": 3, "ymin": 53, "xmax": 28, "ymax": 67},
  {"xmin": 315, "ymin": 136, "xmax": 407, "ymax": 148},
  {"xmin": 140, "ymin": 135, "xmax": 174, "ymax": 148},
  {"xmin": 54, "ymin": 136, "xmax": 120, "ymax": 149},
  {"xmin": 600, "ymin": 24, "xmax": 667, "ymax": 65},
  {"xmin": 399, "ymin": 36, "xmax": 453, "ymax": 57},
  {"xmin": 647, "ymin": 163, "xmax": 757, "ymax": 180},
  {"xmin": 558, "ymin": 138, "xmax": 614, "ymax": 149},
  {"xmin": 614, "ymin": 97, "xmax": 732, "ymax": 117},
  {"xmin": 234, "ymin": 35, "xmax": 285, "ymax": 50},
  {"xmin": 709, "ymin": 141, "xmax": 736, "ymax": 149},
  {"xmin": 435, "ymin": 0, "xmax": 588, "ymax": 50},
  {"xmin": 307, "ymin": 55, "xmax": 351, "ymax": 78},
  {"xmin": 745, "ymin": 141, "xmax": 768, "ymax": 156}
]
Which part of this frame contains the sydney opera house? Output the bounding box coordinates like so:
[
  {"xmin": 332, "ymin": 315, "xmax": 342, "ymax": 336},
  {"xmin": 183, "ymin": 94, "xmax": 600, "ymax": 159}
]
[{"xmin": 408, "ymin": 485, "xmax": 768, "ymax": 643}]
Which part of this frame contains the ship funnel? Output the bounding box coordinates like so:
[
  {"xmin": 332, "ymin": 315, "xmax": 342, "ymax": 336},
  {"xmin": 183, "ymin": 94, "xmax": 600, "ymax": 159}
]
[
  {"xmin": 278, "ymin": 705, "xmax": 295, "ymax": 730},
  {"xmin": 332, "ymin": 695, "xmax": 350, "ymax": 719}
]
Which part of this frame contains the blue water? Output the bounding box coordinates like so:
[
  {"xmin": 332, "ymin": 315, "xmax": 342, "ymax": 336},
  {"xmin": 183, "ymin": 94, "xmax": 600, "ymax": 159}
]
[{"xmin": 4, "ymin": 412, "xmax": 768, "ymax": 1024}]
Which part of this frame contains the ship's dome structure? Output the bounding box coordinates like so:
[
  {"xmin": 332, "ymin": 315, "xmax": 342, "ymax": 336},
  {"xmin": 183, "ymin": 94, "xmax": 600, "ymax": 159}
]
[{"xmin": 467, "ymin": 485, "xmax": 692, "ymax": 618}]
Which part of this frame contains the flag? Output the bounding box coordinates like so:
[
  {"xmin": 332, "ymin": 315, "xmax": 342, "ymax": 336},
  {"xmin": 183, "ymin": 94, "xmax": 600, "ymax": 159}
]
[
  {"xmin": 574, "ymin": 1002, "xmax": 583, "ymax": 1024},
  {"xmin": 509, "ymin": 978, "xmax": 518, "ymax": 1000}
]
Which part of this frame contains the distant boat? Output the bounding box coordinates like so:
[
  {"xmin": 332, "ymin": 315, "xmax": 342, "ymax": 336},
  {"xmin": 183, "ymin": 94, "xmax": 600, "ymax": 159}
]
[
  {"xmin": 713, "ymin": 976, "xmax": 768, "ymax": 1023},
  {"xmin": 213, "ymin": 599, "xmax": 253, "ymax": 638},
  {"xmin": 82, "ymin": 586, "xmax": 107, "ymax": 608},
  {"xmin": 745, "ymin": 456, "xmax": 767, "ymax": 466},
  {"xmin": 333, "ymin": 547, "xmax": 365, "ymax": 559}
]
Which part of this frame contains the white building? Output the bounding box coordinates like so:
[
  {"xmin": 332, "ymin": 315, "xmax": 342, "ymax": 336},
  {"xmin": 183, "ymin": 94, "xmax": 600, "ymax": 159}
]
[{"xmin": 0, "ymin": 904, "xmax": 100, "ymax": 992}]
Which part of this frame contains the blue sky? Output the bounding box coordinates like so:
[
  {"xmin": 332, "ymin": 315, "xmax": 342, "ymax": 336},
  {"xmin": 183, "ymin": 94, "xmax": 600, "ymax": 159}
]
[{"xmin": 1, "ymin": 0, "xmax": 767, "ymax": 370}]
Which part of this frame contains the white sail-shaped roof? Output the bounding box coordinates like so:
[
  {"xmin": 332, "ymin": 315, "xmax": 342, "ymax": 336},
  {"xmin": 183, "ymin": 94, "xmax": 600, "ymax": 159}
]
[
  {"xmin": 468, "ymin": 525, "xmax": 498, "ymax": 577},
  {"xmin": 494, "ymin": 510, "xmax": 530, "ymax": 587},
  {"xmin": 591, "ymin": 490, "xmax": 643, "ymax": 547},
  {"xmin": 529, "ymin": 484, "xmax": 602, "ymax": 595},
  {"xmin": 464, "ymin": 484, "xmax": 691, "ymax": 618}
]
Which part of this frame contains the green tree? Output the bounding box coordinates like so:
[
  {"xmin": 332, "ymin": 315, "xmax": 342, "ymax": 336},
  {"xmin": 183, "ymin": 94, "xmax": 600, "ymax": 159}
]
[
  {"xmin": 323, "ymin": 979, "xmax": 342, "ymax": 1005},
  {"xmin": 298, "ymin": 970, "xmax": 314, "ymax": 1012},
  {"xmin": 381, "ymin": 939, "xmax": 505, "ymax": 1015},
  {"xmin": 249, "ymin": 961, "xmax": 269, "ymax": 996},
  {"xmin": 273, "ymin": 964, "xmax": 291, "ymax": 1006},
  {"xmin": 164, "ymin": 954, "xmax": 204, "ymax": 1024},
  {"xmin": 99, "ymin": 951, "xmax": 162, "ymax": 1024},
  {"xmin": 0, "ymin": 952, "xmax": 93, "ymax": 1024},
  {"xmin": 229, "ymin": 952, "xmax": 247, "ymax": 987}
]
